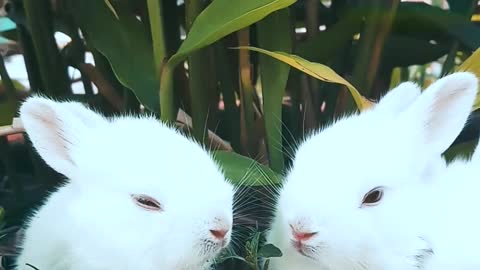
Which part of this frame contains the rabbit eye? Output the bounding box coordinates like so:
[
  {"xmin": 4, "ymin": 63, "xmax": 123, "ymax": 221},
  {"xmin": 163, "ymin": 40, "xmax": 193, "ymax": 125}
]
[
  {"xmin": 131, "ymin": 194, "xmax": 162, "ymax": 211},
  {"xmin": 361, "ymin": 187, "xmax": 384, "ymax": 207}
]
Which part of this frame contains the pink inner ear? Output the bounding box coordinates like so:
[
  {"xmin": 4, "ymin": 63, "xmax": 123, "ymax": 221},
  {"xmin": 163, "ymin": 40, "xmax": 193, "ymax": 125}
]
[
  {"xmin": 30, "ymin": 108, "xmax": 76, "ymax": 167},
  {"xmin": 424, "ymin": 90, "xmax": 458, "ymax": 142},
  {"xmin": 422, "ymin": 81, "xmax": 476, "ymax": 150}
]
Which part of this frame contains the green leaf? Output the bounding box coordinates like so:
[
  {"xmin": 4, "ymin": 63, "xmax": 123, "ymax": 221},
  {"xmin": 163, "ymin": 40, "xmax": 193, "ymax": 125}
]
[
  {"xmin": 0, "ymin": 29, "xmax": 19, "ymax": 43},
  {"xmin": 168, "ymin": 0, "xmax": 297, "ymax": 67},
  {"xmin": 245, "ymin": 230, "xmax": 262, "ymax": 269},
  {"xmin": 69, "ymin": 0, "xmax": 159, "ymax": 113},
  {"xmin": 257, "ymin": 8, "xmax": 291, "ymax": 174},
  {"xmin": 447, "ymin": 0, "xmax": 475, "ymax": 15},
  {"xmin": 393, "ymin": 2, "xmax": 480, "ymax": 50},
  {"xmin": 443, "ymin": 139, "xmax": 478, "ymax": 163},
  {"xmin": 456, "ymin": 48, "xmax": 480, "ymax": 111},
  {"xmin": 379, "ymin": 35, "xmax": 450, "ymax": 68},
  {"xmin": 146, "ymin": 0, "xmax": 167, "ymax": 73},
  {"xmin": 235, "ymin": 46, "xmax": 374, "ymax": 111},
  {"xmin": 213, "ymin": 151, "xmax": 283, "ymax": 186},
  {"xmin": 104, "ymin": 0, "xmax": 119, "ymax": 20},
  {"xmin": 296, "ymin": 9, "xmax": 363, "ymax": 63},
  {"xmin": 257, "ymin": 244, "xmax": 283, "ymax": 258},
  {"xmin": 0, "ymin": 206, "xmax": 5, "ymax": 232},
  {"xmin": 0, "ymin": 93, "xmax": 20, "ymax": 126},
  {"xmin": 215, "ymin": 247, "xmax": 248, "ymax": 265}
]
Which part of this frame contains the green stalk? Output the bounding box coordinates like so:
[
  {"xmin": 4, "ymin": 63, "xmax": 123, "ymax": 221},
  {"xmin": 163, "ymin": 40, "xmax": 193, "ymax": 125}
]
[
  {"xmin": 400, "ymin": 67, "xmax": 410, "ymax": 82},
  {"xmin": 89, "ymin": 47, "xmax": 126, "ymax": 114},
  {"xmin": 147, "ymin": 0, "xmax": 167, "ymax": 73},
  {"xmin": 23, "ymin": 0, "xmax": 71, "ymax": 96},
  {"xmin": 215, "ymin": 41, "xmax": 241, "ymax": 152},
  {"xmin": 160, "ymin": 65, "xmax": 175, "ymax": 122},
  {"xmin": 0, "ymin": 137, "xmax": 23, "ymax": 201},
  {"xmin": 17, "ymin": 25, "xmax": 43, "ymax": 92},
  {"xmin": 441, "ymin": 42, "xmax": 459, "ymax": 76},
  {"xmin": 238, "ymin": 28, "xmax": 256, "ymax": 154},
  {"xmin": 350, "ymin": 0, "xmax": 399, "ymax": 110},
  {"xmin": 257, "ymin": 8, "xmax": 292, "ymax": 173},
  {"xmin": 0, "ymin": 53, "xmax": 17, "ymax": 98},
  {"xmin": 184, "ymin": 0, "xmax": 211, "ymax": 144},
  {"xmin": 147, "ymin": 0, "xmax": 171, "ymax": 120}
]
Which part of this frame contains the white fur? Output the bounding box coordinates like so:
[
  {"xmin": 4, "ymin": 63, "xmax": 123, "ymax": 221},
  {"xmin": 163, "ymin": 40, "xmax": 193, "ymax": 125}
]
[
  {"xmin": 267, "ymin": 72, "xmax": 478, "ymax": 270},
  {"xmin": 422, "ymin": 122, "xmax": 480, "ymax": 270},
  {"xmin": 15, "ymin": 96, "xmax": 234, "ymax": 270}
]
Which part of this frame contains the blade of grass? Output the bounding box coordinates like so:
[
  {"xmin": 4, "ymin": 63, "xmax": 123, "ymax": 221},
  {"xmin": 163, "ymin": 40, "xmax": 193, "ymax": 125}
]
[{"xmin": 234, "ymin": 46, "xmax": 374, "ymax": 111}]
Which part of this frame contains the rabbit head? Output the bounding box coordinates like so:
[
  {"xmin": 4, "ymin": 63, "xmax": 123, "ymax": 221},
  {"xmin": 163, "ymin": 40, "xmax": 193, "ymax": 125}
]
[
  {"xmin": 17, "ymin": 96, "xmax": 234, "ymax": 269},
  {"xmin": 267, "ymin": 72, "xmax": 478, "ymax": 270}
]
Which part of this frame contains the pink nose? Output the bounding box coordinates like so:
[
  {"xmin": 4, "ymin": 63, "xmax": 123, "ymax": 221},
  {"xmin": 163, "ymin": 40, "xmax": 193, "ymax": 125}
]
[
  {"xmin": 293, "ymin": 231, "xmax": 317, "ymax": 241},
  {"xmin": 290, "ymin": 226, "xmax": 317, "ymax": 242},
  {"xmin": 210, "ymin": 229, "xmax": 229, "ymax": 240}
]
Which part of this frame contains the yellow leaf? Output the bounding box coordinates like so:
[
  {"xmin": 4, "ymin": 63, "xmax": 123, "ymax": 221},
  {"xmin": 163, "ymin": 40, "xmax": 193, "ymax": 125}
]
[
  {"xmin": 234, "ymin": 46, "xmax": 374, "ymax": 111},
  {"xmin": 104, "ymin": 0, "xmax": 119, "ymax": 20},
  {"xmin": 456, "ymin": 48, "xmax": 480, "ymax": 111}
]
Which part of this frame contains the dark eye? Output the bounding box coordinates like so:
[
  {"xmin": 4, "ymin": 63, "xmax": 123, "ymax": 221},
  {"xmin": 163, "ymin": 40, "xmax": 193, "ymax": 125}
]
[
  {"xmin": 131, "ymin": 194, "xmax": 162, "ymax": 211},
  {"xmin": 361, "ymin": 187, "xmax": 384, "ymax": 207}
]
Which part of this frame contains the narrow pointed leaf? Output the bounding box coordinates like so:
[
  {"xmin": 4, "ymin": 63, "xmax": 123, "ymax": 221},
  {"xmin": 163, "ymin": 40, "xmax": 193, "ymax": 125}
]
[
  {"xmin": 456, "ymin": 48, "xmax": 480, "ymax": 111},
  {"xmin": 69, "ymin": 0, "xmax": 159, "ymax": 113},
  {"xmin": 168, "ymin": 0, "xmax": 297, "ymax": 67},
  {"xmin": 213, "ymin": 151, "xmax": 283, "ymax": 186},
  {"xmin": 104, "ymin": 0, "xmax": 119, "ymax": 20},
  {"xmin": 235, "ymin": 46, "xmax": 374, "ymax": 111}
]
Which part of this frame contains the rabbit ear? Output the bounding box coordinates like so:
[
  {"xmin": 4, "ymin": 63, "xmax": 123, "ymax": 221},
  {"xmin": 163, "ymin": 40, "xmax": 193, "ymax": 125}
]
[
  {"xmin": 19, "ymin": 95, "xmax": 106, "ymax": 178},
  {"xmin": 373, "ymin": 82, "xmax": 421, "ymax": 114},
  {"xmin": 401, "ymin": 72, "xmax": 478, "ymax": 155}
]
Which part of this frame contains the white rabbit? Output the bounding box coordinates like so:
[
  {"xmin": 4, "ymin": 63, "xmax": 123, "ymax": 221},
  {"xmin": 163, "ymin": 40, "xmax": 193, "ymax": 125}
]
[
  {"xmin": 421, "ymin": 122, "xmax": 480, "ymax": 270},
  {"xmin": 267, "ymin": 72, "xmax": 478, "ymax": 270},
  {"xmin": 14, "ymin": 96, "xmax": 234, "ymax": 270}
]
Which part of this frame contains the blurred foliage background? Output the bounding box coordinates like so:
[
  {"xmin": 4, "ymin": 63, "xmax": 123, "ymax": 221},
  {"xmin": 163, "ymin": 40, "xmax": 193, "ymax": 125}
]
[{"xmin": 1, "ymin": 0, "xmax": 480, "ymax": 269}]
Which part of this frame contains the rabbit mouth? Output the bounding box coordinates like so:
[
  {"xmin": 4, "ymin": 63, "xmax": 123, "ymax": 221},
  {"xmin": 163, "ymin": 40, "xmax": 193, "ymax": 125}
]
[
  {"xmin": 290, "ymin": 240, "xmax": 319, "ymax": 260},
  {"xmin": 413, "ymin": 237, "xmax": 434, "ymax": 269},
  {"xmin": 200, "ymin": 240, "xmax": 227, "ymax": 257}
]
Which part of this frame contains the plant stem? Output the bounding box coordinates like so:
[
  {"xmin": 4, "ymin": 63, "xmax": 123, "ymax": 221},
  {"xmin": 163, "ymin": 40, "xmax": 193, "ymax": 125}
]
[
  {"xmin": 257, "ymin": 8, "xmax": 292, "ymax": 173},
  {"xmin": 184, "ymin": 0, "xmax": 211, "ymax": 144},
  {"xmin": 238, "ymin": 28, "xmax": 256, "ymax": 155},
  {"xmin": 0, "ymin": 53, "xmax": 17, "ymax": 99},
  {"xmin": 350, "ymin": 0, "xmax": 399, "ymax": 110},
  {"xmin": 215, "ymin": 41, "xmax": 241, "ymax": 152},
  {"xmin": 16, "ymin": 25, "xmax": 43, "ymax": 92},
  {"xmin": 160, "ymin": 64, "xmax": 176, "ymax": 122},
  {"xmin": 147, "ymin": 0, "xmax": 167, "ymax": 73},
  {"xmin": 23, "ymin": 0, "xmax": 71, "ymax": 96}
]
